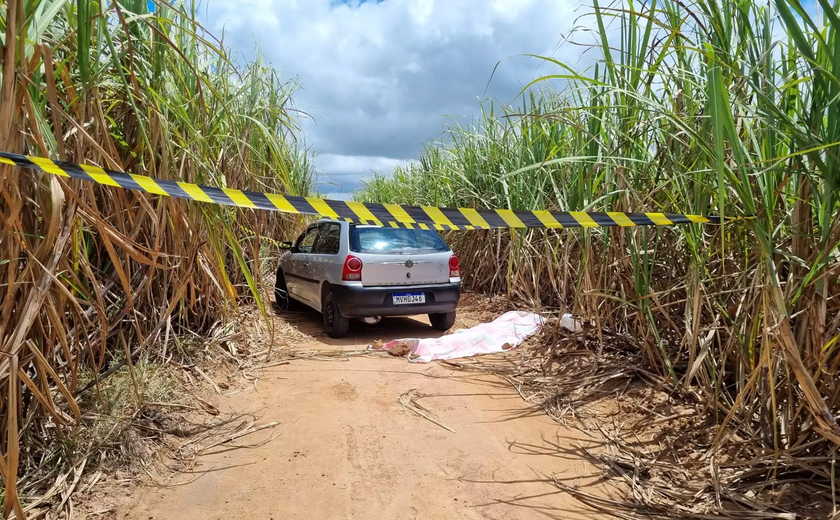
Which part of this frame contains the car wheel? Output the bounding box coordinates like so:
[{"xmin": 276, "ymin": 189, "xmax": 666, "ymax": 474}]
[
  {"xmin": 429, "ymin": 311, "xmax": 456, "ymax": 331},
  {"xmin": 274, "ymin": 269, "xmax": 295, "ymax": 312},
  {"xmin": 323, "ymin": 291, "xmax": 350, "ymax": 338}
]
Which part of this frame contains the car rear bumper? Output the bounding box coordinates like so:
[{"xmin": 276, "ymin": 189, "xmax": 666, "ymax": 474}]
[{"xmin": 330, "ymin": 282, "xmax": 461, "ymax": 318}]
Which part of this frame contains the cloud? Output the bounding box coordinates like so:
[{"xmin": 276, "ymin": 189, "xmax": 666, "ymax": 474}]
[
  {"xmin": 313, "ymin": 154, "xmax": 413, "ymax": 197},
  {"xmin": 204, "ymin": 0, "xmax": 593, "ymax": 194},
  {"xmin": 314, "ymin": 154, "xmax": 413, "ymax": 176}
]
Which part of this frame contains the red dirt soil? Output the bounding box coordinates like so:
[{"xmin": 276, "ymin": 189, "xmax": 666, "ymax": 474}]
[{"xmin": 115, "ymin": 308, "xmax": 615, "ymax": 519}]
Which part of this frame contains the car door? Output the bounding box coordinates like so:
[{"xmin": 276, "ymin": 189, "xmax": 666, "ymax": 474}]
[
  {"xmin": 285, "ymin": 224, "xmax": 319, "ymax": 306},
  {"xmin": 308, "ymin": 222, "xmax": 342, "ymax": 308}
]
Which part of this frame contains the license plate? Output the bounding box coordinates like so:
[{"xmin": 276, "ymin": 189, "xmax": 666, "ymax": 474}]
[{"xmin": 393, "ymin": 293, "xmax": 425, "ymax": 305}]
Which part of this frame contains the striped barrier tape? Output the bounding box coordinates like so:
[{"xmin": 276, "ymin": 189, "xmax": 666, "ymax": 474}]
[{"xmin": 0, "ymin": 151, "xmax": 753, "ymax": 230}]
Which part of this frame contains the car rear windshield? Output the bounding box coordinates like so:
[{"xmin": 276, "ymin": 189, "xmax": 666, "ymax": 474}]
[{"xmin": 349, "ymin": 227, "xmax": 449, "ymax": 254}]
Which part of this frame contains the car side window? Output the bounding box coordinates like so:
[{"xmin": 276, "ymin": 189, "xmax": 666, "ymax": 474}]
[
  {"xmin": 296, "ymin": 226, "xmax": 319, "ymax": 254},
  {"xmin": 313, "ymin": 223, "xmax": 341, "ymax": 255}
]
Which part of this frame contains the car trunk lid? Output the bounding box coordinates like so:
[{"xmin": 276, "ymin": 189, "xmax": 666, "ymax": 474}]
[
  {"xmin": 357, "ymin": 252, "xmax": 451, "ymax": 287},
  {"xmin": 349, "ymin": 226, "xmax": 453, "ymax": 287}
]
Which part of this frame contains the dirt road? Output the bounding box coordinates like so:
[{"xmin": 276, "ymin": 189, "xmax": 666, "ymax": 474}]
[{"xmin": 118, "ymin": 307, "xmax": 613, "ymax": 519}]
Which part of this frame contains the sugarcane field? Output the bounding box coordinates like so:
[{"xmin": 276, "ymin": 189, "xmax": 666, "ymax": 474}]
[{"xmin": 1, "ymin": 0, "xmax": 839, "ymax": 519}]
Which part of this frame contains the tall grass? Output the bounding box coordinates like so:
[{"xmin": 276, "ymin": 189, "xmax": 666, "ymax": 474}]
[
  {"xmin": 0, "ymin": 0, "xmax": 311, "ymax": 515},
  {"xmin": 358, "ymin": 0, "xmax": 840, "ymax": 508}
]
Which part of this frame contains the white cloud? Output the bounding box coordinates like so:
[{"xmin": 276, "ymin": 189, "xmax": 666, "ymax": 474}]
[
  {"xmin": 312, "ymin": 153, "xmax": 413, "ymax": 197},
  {"xmin": 205, "ymin": 0, "xmax": 593, "ymax": 194},
  {"xmin": 314, "ymin": 154, "xmax": 413, "ymax": 175}
]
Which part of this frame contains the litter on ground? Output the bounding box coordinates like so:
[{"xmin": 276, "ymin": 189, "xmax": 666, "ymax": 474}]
[{"xmin": 371, "ymin": 311, "xmax": 546, "ymax": 363}]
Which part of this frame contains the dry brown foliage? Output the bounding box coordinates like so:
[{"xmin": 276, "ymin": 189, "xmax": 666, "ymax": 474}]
[{"xmin": 0, "ymin": 1, "xmax": 310, "ymax": 515}]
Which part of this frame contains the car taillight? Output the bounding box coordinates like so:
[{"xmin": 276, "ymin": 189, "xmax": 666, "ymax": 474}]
[
  {"xmin": 449, "ymin": 254, "xmax": 460, "ymax": 277},
  {"xmin": 343, "ymin": 255, "xmax": 363, "ymax": 281}
]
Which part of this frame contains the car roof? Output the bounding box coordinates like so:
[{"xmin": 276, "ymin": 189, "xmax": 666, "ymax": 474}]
[
  {"xmin": 316, "ymin": 218, "xmax": 379, "ymax": 228},
  {"xmin": 315, "ymin": 218, "xmax": 438, "ymax": 232}
]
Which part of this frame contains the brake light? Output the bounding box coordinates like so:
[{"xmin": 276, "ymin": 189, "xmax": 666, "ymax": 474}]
[
  {"xmin": 449, "ymin": 255, "xmax": 460, "ymax": 277},
  {"xmin": 343, "ymin": 255, "xmax": 363, "ymax": 281}
]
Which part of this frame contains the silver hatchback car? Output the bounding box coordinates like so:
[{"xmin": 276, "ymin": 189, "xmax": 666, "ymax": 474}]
[{"xmin": 275, "ymin": 219, "xmax": 462, "ymax": 338}]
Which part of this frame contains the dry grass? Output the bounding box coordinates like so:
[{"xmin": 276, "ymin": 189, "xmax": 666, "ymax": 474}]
[
  {"xmin": 8, "ymin": 355, "xmax": 188, "ymax": 519},
  {"xmin": 398, "ymin": 389, "xmax": 456, "ymax": 434},
  {"xmin": 0, "ymin": 1, "xmax": 311, "ymax": 516},
  {"xmin": 443, "ymin": 319, "xmax": 838, "ymax": 519},
  {"xmin": 357, "ymin": 4, "xmax": 840, "ymax": 510},
  {"xmin": 5, "ymin": 303, "xmax": 299, "ymax": 519}
]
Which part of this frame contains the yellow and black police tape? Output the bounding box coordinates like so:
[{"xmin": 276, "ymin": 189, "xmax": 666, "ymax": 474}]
[{"xmin": 0, "ymin": 151, "xmax": 753, "ymax": 230}]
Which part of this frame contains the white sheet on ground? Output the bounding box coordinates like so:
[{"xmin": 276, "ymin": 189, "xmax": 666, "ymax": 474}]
[{"xmin": 376, "ymin": 311, "xmax": 546, "ymax": 363}]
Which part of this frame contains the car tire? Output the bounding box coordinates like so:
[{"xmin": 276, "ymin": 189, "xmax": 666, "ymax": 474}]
[
  {"xmin": 323, "ymin": 291, "xmax": 350, "ymax": 338},
  {"xmin": 274, "ymin": 269, "xmax": 297, "ymax": 312},
  {"xmin": 429, "ymin": 311, "xmax": 456, "ymax": 331}
]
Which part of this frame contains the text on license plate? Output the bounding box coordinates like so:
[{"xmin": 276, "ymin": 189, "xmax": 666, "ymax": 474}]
[{"xmin": 393, "ymin": 293, "xmax": 425, "ymax": 305}]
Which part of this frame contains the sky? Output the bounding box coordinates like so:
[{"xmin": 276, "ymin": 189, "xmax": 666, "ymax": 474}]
[{"xmin": 202, "ymin": 0, "xmax": 594, "ymax": 199}]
